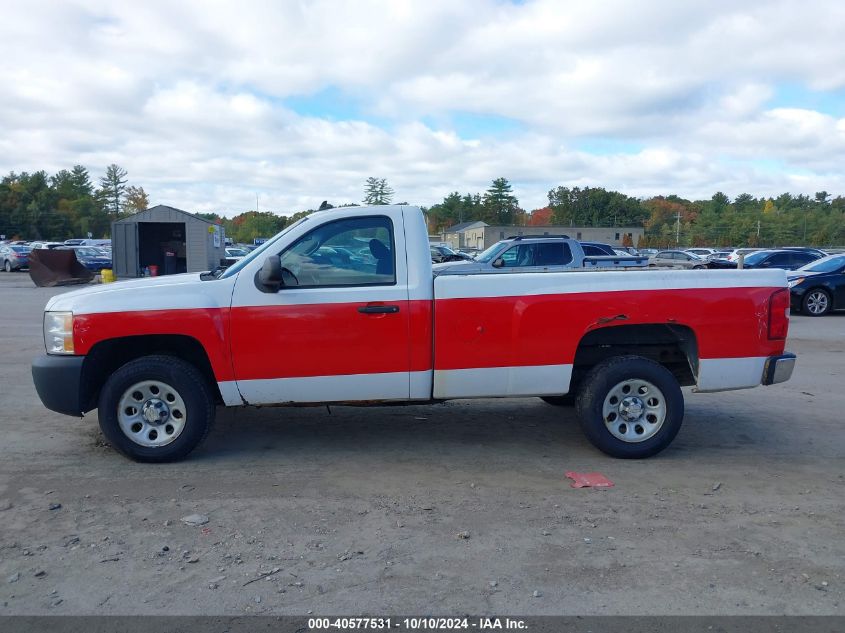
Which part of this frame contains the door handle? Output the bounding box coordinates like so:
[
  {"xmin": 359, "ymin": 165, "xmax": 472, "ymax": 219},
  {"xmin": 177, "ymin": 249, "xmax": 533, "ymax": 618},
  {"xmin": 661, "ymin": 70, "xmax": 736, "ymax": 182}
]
[{"xmin": 358, "ymin": 304, "xmax": 400, "ymax": 314}]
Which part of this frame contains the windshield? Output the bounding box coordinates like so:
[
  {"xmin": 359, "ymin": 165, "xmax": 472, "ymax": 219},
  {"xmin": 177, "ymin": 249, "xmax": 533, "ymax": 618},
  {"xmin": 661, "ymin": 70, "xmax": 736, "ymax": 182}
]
[
  {"xmin": 226, "ymin": 248, "xmax": 249, "ymax": 257},
  {"xmin": 74, "ymin": 247, "xmax": 101, "ymax": 257},
  {"xmin": 799, "ymin": 254, "xmax": 845, "ymax": 273},
  {"xmin": 474, "ymin": 241, "xmax": 509, "ymax": 263},
  {"xmin": 219, "ymin": 217, "xmax": 310, "ymax": 279}
]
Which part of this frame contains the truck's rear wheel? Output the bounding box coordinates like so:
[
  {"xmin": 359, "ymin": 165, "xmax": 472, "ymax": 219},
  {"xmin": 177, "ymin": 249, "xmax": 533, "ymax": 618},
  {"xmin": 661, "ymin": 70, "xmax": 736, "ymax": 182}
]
[
  {"xmin": 575, "ymin": 355, "xmax": 683, "ymax": 458},
  {"xmin": 97, "ymin": 355, "xmax": 215, "ymax": 462}
]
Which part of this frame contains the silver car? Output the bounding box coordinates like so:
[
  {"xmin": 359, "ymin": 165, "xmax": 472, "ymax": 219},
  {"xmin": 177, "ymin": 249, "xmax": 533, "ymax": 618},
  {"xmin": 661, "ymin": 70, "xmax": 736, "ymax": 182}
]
[
  {"xmin": 649, "ymin": 250, "xmax": 707, "ymax": 269},
  {"xmin": 0, "ymin": 245, "xmax": 32, "ymax": 271}
]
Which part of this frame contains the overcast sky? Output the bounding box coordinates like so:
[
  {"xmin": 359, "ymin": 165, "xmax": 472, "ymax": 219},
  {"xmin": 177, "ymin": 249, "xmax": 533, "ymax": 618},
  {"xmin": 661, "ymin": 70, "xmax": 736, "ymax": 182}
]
[{"xmin": 2, "ymin": 0, "xmax": 844, "ymax": 216}]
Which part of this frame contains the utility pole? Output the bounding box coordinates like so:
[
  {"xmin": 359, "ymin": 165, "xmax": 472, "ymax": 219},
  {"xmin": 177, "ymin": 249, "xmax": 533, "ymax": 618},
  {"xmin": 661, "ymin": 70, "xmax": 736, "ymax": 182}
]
[
  {"xmin": 757, "ymin": 220, "xmax": 761, "ymax": 238},
  {"xmin": 255, "ymin": 193, "xmax": 259, "ymax": 213},
  {"xmin": 675, "ymin": 212, "xmax": 682, "ymax": 244}
]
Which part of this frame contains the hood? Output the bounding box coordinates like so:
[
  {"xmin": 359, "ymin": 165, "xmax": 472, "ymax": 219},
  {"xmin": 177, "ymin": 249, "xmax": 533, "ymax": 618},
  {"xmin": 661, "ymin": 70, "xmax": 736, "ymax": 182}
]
[
  {"xmin": 432, "ymin": 260, "xmax": 485, "ymax": 274},
  {"xmin": 787, "ymin": 270, "xmax": 822, "ymax": 280},
  {"xmin": 45, "ymin": 272, "xmax": 235, "ymax": 314}
]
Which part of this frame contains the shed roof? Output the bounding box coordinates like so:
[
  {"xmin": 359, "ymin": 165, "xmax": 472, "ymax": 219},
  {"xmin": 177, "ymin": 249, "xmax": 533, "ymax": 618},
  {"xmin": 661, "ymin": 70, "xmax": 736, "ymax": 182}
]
[
  {"xmin": 444, "ymin": 220, "xmax": 488, "ymax": 233},
  {"xmin": 113, "ymin": 204, "xmax": 216, "ymax": 225}
]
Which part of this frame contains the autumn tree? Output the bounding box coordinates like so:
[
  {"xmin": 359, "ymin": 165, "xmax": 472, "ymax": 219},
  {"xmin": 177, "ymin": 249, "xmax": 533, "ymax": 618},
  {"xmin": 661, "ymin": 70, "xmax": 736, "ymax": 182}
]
[{"xmin": 124, "ymin": 185, "xmax": 150, "ymax": 215}]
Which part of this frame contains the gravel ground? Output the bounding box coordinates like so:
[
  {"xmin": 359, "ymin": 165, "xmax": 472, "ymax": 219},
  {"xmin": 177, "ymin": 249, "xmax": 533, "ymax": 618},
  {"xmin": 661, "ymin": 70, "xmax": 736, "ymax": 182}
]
[{"xmin": 0, "ymin": 273, "xmax": 843, "ymax": 615}]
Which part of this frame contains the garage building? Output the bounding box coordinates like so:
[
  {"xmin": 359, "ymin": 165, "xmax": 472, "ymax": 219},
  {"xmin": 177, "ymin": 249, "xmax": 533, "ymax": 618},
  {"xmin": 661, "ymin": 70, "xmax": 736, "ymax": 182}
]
[{"xmin": 111, "ymin": 205, "xmax": 226, "ymax": 278}]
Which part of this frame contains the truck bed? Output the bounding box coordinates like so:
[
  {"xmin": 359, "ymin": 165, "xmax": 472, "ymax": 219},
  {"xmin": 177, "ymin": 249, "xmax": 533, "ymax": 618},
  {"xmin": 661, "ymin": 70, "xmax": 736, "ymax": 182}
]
[{"xmin": 432, "ymin": 268, "xmax": 788, "ymax": 398}]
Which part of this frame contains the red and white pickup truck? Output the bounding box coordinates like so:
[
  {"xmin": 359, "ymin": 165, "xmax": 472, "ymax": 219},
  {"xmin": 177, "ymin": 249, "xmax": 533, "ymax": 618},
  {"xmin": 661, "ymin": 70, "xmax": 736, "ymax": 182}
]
[{"xmin": 32, "ymin": 205, "xmax": 796, "ymax": 462}]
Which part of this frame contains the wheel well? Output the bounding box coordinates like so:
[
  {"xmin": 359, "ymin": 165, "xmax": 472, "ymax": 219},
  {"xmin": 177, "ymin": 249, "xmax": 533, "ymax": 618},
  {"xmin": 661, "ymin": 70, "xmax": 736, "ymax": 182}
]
[
  {"xmin": 572, "ymin": 324, "xmax": 699, "ymax": 388},
  {"xmin": 80, "ymin": 335, "xmax": 222, "ymax": 412}
]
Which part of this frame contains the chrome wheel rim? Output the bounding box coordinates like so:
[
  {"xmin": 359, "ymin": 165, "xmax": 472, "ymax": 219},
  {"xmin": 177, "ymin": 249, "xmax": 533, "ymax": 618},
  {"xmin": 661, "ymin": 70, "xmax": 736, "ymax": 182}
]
[
  {"xmin": 602, "ymin": 379, "xmax": 666, "ymax": 443},
  {"xmin": 806, "ymin": 291, "xmax": 828, "ymax": 315},
  {"xmin": 117, "ymin": 380, "xmax": 187, "ymax": 447}
]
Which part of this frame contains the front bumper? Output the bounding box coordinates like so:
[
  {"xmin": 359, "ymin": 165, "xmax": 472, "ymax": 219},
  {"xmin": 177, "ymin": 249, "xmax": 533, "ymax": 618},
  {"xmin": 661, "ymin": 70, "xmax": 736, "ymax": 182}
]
[
  {"xmin": 31, "ymin": 354, "xmax": 85, "ymax": 416},
  {"xmin": 762, "ymin": 353, "xmax": 796, "ymax": 386}
]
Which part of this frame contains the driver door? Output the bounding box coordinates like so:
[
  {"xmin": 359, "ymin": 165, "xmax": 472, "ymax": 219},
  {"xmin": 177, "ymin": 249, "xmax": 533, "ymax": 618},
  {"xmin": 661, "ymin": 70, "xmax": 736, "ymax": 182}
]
[{"xmin": 228, "ymin": 211, "xmax": 412, "ymax": 404}]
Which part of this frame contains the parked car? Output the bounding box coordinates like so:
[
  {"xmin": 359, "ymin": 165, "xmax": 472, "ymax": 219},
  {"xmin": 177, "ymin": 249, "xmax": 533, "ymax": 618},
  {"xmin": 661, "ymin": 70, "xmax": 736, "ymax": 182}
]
[
  {"xmin": 787, "ymin": 254, "xmax": 845, "ymax": 316},
  {"xmin": 725, "ymin": 248, "xmax": 762, "ymax": 262},
  {"xmin": 64, "ymin": 239, "xmax": 86, "ymax": 246},
  {"xmin": 223, "ymin": 246, "xmax": 250, "ymax": 267},
  {"xmin": 82, "ymin": 239, "xmax": 112, "ymax": 249},
  {"xmin": 685, "ymin": 248, "xmax": 718, "ymax": 259},
  {"xmin": 31, "ymin": 204, "xmax": 795, "ymax": 463},
  {"xmin": 430, "ymin": 244, "xmax": 471, "ymax": 263},
  {"xmin": 709, "ymin": 249, "xmax": 822, "ymax": 271},
  {"xmin": 638, "ymin": 248, "xmax": 658, "ymax": 257},
  {"xmin": 0, "ymin": 244, "xmax": 31, "ymax": 271},
  {"xmin": 59, "ymin": 246, "xmax": 112, "ymax": 272},
  {"xmin": 433, "ymin": 236, "xmax": 647, "ymax": 275},
  {"xmin": 29, "ymin": 241, "xmax": 64, "ymax": 250},
  {"xmin": 648, "ymin": 250, "xmax": 707, "ymax": 269},
  {"xmin": 579, "ymin": 241, "xmax": 617, "ymax": 256},
  {"xmin": 706, "ymin": 250, "xmax": 733, "ymax": 261},
  {"xmin": 778, "ymin": 246, "xmax": 827, "ymax": 258}
]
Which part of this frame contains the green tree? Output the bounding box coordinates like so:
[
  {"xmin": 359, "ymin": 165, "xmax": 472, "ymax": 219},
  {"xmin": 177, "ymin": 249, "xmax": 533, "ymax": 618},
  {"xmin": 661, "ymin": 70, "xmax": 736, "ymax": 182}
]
[
  {"xmin": 99, "ymin": 164, "xmax": 128, "ymax": 216},
  {"xmin": 363, "ymin": 177, "xmax": 394, "ymax": 205},
  {"xmin": 483, "ymin": 177, "xmax": 518, "ymax": 225}
]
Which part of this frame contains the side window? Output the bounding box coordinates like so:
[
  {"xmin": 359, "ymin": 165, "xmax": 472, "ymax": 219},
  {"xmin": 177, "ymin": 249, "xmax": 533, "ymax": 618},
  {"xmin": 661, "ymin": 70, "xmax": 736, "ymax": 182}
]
[
  {"xmin": 278, "ymin": 216, "xmax": 395, "ymax": 287},
  {"xmin": 792, "ymin": 253, "xmax": 814, "ymax": 265},
  {"xmin": 768, "ymin": 253, "xmax": 791, "ymax": 266},
  {"xmin": 500, "ymin": 244, "xmax": 529, "ymax": 267},
  {"xmin": 534, "ymin": 243, "xmax": 572, "ymax": 266}
]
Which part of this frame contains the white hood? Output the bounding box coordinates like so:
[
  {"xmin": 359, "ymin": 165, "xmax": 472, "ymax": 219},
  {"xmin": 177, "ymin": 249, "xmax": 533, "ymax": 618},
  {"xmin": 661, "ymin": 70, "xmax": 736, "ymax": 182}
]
[{"xmin": 45, "ymin": 273, "xmax": 236, "ymax": 315}]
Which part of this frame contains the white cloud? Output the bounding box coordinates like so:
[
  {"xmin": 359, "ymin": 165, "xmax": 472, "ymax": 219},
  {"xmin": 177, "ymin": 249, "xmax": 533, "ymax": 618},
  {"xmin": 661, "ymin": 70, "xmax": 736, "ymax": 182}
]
[{"xmin": 1, "ymin": 0, "xmax": 844, "ymax": 215}]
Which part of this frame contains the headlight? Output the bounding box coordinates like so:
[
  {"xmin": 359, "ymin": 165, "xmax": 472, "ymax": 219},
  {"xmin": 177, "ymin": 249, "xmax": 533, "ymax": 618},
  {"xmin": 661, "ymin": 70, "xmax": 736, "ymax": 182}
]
[
  {"xmin": 44, "ymin": 311, "xmax": 74, "ymax": 354},
  {"xmin": 787, "ymin": 277, "xmax": 804, "ymax": 288}
]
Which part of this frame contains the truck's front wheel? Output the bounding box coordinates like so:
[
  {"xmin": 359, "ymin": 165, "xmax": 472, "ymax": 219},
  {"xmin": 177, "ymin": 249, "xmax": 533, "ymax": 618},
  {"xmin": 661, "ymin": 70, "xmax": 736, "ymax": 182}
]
[
  {"xmin": 97, "ymin": 355, "xmax": 215, "ymax": 462},
  {"xmin": 575, "ymin": 356, "xmax": 683, "ymax": 458}
]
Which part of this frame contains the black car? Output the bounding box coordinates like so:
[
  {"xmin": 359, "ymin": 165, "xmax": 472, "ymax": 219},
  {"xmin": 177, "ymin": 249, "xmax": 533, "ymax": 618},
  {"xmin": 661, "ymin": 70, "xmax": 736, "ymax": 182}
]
[
  {"xmin": 787, "ymin": 254, "xmax": 845, "ymax": 316},
  {"xmin": 707, "ymin": 249, "xmax": 821, "ymax": 271},
  {"xmin": 580, "ymin": 242, "xmax": 617, "ymax": 256},
  {"xmin": 430, "ymin": 245, "xmax": 471, "ymax": 263},
  {"xmin": 778, "ymin": 246, "xmax": 828, "ymax": 258}
]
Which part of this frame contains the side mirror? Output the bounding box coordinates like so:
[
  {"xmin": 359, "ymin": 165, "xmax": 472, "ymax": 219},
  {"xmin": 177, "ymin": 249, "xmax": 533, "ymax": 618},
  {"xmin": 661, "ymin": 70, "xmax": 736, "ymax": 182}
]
[
  {"xmin": 257, "ymin": 256, "xmax": 283, "ymax": 292},
  {"xmin": 492, "ymin": 258, "xmax": 505, "ymax": 268}
]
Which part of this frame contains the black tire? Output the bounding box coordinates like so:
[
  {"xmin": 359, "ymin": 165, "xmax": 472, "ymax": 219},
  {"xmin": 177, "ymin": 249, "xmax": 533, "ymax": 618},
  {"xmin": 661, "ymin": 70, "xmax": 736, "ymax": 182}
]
[
  {"xmin": 540, "ymin": 395, "xmax": 575, "ymax": 406},
  {"xmin": 575, "ymin": 355, "xmax": 684, "ymax": 459},
  {"xmin": 97, "ymin": 355, "xmax": 215, "ymax": 462},
  {"xmin": 3, "ymin": 260, "xmax": 11, "ymax": 273},
  {"xmin": 801, "ymin": 288, "xmax": 831, "ymax": 316}
]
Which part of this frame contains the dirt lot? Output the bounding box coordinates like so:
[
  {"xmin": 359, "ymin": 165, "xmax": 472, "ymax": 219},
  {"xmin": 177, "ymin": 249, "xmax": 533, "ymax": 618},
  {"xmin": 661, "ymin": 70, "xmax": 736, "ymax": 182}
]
[{"xmin": 0, "ymin": 272, "xmax": 843, "ymax": 615}]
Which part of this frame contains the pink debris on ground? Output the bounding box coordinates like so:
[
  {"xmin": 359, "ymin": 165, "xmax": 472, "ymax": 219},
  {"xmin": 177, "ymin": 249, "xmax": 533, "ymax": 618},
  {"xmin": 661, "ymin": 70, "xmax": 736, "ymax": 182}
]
[{"xmin": 565, "ymin": 471, "xmax": 615, "ymax": 489}]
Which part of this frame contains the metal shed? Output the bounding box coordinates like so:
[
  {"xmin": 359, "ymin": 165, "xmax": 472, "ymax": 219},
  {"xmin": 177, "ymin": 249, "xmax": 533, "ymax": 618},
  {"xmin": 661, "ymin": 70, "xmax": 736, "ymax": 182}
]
[{"xmin": 111, "ymin": 205, "xmax": 226, "ymax": 278}]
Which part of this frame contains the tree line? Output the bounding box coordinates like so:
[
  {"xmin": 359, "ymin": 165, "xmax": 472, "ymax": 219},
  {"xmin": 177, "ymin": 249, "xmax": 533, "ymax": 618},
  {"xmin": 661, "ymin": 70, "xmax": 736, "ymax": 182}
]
[
  {"xmin": 2, "ymin": 166, "xmax": 843, "ymax": 247},
  {"xmin": 0, "ymin": 164, "xmax": 148, "ymax": 240}
]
